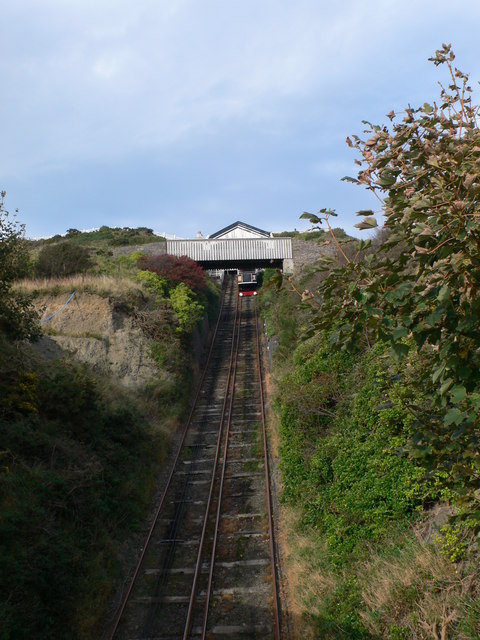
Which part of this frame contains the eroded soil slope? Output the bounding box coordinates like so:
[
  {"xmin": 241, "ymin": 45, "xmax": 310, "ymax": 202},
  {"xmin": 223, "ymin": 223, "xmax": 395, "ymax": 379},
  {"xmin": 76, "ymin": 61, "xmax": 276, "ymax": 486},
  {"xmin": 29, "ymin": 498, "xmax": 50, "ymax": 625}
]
[{"xmin": 34, "ymin": 292, "xmax": 160, "ymax": 388}]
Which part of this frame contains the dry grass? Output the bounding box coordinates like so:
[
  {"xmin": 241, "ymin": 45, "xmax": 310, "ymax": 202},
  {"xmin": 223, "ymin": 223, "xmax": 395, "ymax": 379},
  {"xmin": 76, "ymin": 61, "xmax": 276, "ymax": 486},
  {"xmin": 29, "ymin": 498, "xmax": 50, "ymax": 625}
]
[
  {"xmin": 15, "ymin": 274, "xmax": 146, "ymax": 299},
  {"xmin": 276, "ymin": 493, "xmax": 479, "ymax": 640},
  {"xmin": 277, "ymin": 503, "xmax": 339, "ymax": 640},
  {"xmin": 360, "ymin": 531, "xmax": 479, "ymax": 639}
]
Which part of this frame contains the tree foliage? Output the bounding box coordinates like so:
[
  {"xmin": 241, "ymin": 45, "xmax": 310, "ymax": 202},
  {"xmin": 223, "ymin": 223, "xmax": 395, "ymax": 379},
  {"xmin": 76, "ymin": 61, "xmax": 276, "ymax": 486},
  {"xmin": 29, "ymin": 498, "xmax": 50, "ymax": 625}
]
[
  {"xmin": 135, "ymin": 269, "xmax": 169, "ymax": 297},
  {"xmin": 0, "ymin": 192, "xmax": 39, "ymax": 340},
  {"xmin": 38, "ymin": 225, "xmax": 161, "ymax": 247},
  {"xmin": 138, "ymin": 254, "xmax": 207, "ymax": 293},
  {"xmin": 303, "ymin": 45, "xmax": 480, "ymax": 507},
  {"xmin": 169, "ymin": 282, "xmax": 204, "ymax": 333},
  {"xmin": 0, "ymin": 353, "xmax": 169, "ymax": 639},
  {"xmin": 35, "ymin": 241, "xmax": 93, "ymax": 278}
]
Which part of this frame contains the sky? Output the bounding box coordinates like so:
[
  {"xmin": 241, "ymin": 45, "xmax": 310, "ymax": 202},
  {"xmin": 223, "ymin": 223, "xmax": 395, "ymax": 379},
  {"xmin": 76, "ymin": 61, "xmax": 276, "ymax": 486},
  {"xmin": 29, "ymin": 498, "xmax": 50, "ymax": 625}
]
[{"xmin": 1, "ymin": 1, "xmax": 480, "ymax": 239}]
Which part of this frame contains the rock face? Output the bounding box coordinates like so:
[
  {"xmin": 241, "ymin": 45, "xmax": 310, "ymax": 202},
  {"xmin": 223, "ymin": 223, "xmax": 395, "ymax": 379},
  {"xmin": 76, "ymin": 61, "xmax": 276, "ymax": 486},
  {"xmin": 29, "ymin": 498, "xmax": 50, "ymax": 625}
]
[
  {"xmin": 111, "ymin": 242, "xmax": 167, "ymax": 258},
  {"xmin": 291, "ymin": 238, "xmax": 338, "ymax": 273},
  {"xmin": 35, "ymin": 292, "xmax": 160, "ymax": 388}
]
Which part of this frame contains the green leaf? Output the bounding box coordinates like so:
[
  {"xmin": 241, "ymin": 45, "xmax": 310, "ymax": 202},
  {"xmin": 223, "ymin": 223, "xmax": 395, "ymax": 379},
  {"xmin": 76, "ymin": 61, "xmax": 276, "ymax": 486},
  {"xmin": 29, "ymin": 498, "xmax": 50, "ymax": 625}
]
[
  {"xmin": 424, "ymin": 309, "xmax": 443, "ymax": 327},
  {"xmin": 393, "ymin": 326, "xmax": 409, "ymax": 341},
  {"xmin": 437, "ymin": 284, "xmax": 450, "ymax": 303},
  {"xmin": 439, "ymin": 378, "xmax": 454, "ymax": 395},
  {"xmin": 432, "ymin": 364, "xmax": 446, "ymax": 383},
  {"xmin": 391, "ymin": 342, "xmax": 409, "ymax": 358},
  {"xmin": 377, "ymin": 174, "xmax": 397, "ymax": 187},
  {"xmin": 300, "ymin": 212, "xmax": 322, "ymax": 225},
  {"xmin": 357, "ymin": 239, "xmax": 372, "ymax": 250},
  {"xmin": 341, "ymin": 176, "xmax": 360, "ymax": 184},
  {"xmin": 451, "ymin": 422, "xmax": 467, "ymax": 440},
  {"xmin": 444, "ymin": 408, "xmax": 464, "ymax": 426},
  {"xmin": 450, "ymin": 385, "xmax": 467, "ymax": 403}
]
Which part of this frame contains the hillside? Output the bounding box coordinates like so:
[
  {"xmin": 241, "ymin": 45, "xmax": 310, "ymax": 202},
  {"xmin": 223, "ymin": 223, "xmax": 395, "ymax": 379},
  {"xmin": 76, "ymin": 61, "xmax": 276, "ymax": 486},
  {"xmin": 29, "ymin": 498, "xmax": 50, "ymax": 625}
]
[
  {"xmin": 21, "ymin": 281, "xmax": 166, "ymax": 388},
  {"xmin": 27, "ymin": 225, "xmax": 166, "ymax": 249},
  {"xmin": 260, "ymin": 260, "xmax": 479, "ymax": 639},
  {"xmin": 0, "ymin": 223, "xmax": 220, "ymax": 639}
]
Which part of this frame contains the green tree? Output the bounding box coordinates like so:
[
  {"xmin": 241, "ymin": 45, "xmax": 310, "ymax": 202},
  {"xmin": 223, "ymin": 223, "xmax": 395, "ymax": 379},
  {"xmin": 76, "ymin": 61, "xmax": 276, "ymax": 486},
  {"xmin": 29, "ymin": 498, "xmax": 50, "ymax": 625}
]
[
  {"xmin": 169, "ymin": 283, "xmax": 204, "ymax": 333},
  {"xmin": 0, "ymin": 192, "xmax": 39, "ymax": 340},
  {"xmin": 35, "ymin": 242, "xmax": 92, "ymax": 278},
  {"xmin": 138, "ymin": 254, "xmax": 207, "ymax": 293},
  {"xmin": 303, "ymin": 45, "xmax": 480, "ymax": 505},
  {"xmin": 135, "ymin": 269, "xmax": 168, "ymax": 297}
]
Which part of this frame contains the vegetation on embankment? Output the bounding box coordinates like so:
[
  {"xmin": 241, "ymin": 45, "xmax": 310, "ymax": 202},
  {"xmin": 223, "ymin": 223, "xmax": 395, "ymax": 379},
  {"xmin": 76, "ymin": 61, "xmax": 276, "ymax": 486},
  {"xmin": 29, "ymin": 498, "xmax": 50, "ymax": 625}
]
[
  {"xmin": 262, "ymin": 273, "xmax": 479, "ymax": 639},
  {"xmin": 261, "ymin": 46, "xmax": 480, "ymax": 639},
  {"xmin": 1, "ymin": 205, "xmax": 220, "ymax": 639},
  {"xmin": 1, "ymin": 337, "xmax": 176, "ymax": 639}
]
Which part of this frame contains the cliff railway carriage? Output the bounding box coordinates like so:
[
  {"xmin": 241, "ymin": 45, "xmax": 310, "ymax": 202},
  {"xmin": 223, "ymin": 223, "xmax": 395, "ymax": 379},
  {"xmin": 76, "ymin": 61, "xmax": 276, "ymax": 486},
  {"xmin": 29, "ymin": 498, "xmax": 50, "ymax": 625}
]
[{"xmin": 237, "ymin": 270, "xmax": 258, "ymax": 296}]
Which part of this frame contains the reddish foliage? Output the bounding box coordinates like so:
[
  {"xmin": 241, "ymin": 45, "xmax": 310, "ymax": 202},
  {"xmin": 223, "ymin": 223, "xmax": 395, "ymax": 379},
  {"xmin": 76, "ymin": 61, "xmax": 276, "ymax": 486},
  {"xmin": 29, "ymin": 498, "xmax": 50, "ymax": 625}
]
[{"xmin": 138, "ymin": 254, "xmax": 207, "ymax": 292}]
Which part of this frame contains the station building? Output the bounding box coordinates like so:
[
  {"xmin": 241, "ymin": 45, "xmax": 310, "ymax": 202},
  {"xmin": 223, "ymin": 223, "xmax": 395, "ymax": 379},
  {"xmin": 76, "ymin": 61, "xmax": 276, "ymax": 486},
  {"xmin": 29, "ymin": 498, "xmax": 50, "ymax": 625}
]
[{"xmin": 166, "ymin": 221, "xmax": 294, "ymax": 273}]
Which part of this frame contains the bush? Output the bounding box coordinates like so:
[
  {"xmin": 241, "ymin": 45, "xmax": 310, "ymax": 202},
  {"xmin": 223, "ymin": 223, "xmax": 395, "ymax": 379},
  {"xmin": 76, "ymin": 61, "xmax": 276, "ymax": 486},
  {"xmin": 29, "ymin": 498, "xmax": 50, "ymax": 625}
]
[
  {"xmin": 0, "ymin": 192, "xmax": 39, "ymax": 341},
  {"xmin": 169, "ymin": 282, "xmax": 204, "ymax": 333},
  {"xmin": 135, "ymin": 269, "xmax": 168, "ymax": 297},
  {"xmin": 138, "ymin": 254, "xmax": 207, "ymax": 293},
  {"xmin": 302, "ymin": 45, "xmax": 480, "ymax": 505},
  {"xmin": 58, "ymin": 226, "xmax": 162, "ymax": 247},
  {"xmin": 0, "ymin": 352, "xmax": 168, "ymax": 639},
  {"xmin": 36, "ymin": 242, "xmax": 93, "ymax": 278},
  {"xmin": 278, "ymin": 335, "xmax": 435, "ymax": 563}
]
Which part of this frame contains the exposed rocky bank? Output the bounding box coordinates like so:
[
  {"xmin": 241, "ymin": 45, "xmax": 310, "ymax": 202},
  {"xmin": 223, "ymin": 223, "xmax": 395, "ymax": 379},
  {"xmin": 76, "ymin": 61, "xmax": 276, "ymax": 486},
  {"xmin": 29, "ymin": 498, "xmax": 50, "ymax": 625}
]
[{"xmin": 34, "ymin": 292, "xmax": 160, "ymax": 388}]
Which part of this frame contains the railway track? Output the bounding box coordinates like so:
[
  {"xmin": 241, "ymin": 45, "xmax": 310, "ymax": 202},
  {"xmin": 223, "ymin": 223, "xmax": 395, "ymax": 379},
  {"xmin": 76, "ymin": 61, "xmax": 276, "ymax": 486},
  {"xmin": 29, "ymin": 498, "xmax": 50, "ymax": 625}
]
[{"xmin": 109, "ymin": 274, "xmax": 280, "ymax": 640}]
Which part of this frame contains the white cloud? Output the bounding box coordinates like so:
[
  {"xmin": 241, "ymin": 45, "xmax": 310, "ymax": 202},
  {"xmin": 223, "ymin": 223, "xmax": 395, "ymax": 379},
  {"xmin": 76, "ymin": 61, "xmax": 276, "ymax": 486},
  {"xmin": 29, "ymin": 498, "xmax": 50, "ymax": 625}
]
[
  {"xmin": 2, "ymin": 0, "xmax": 480, "ymax": 241},
  {"xmin": 0, "ymin": 0, "xmax": 411, "ymax": 177}
]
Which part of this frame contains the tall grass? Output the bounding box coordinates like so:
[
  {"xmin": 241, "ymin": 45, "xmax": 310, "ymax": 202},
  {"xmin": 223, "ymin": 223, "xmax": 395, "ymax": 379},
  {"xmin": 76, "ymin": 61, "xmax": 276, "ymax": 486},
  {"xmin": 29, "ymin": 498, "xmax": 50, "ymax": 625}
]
[
  {"xmin": 15, "ymin": 274, "xmax": 146, "ymax": 299},
  {"xmin": 359, "ymin": 532, "xmax": 478, "ymax": 639}
]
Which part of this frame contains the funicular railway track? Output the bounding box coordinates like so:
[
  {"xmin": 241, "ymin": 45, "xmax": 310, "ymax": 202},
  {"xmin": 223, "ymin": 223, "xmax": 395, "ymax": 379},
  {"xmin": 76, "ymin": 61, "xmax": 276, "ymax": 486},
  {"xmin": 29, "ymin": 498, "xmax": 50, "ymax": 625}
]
[{"xmin": 109, "ymin": 274, "xmax": 281, "ymax": 640}]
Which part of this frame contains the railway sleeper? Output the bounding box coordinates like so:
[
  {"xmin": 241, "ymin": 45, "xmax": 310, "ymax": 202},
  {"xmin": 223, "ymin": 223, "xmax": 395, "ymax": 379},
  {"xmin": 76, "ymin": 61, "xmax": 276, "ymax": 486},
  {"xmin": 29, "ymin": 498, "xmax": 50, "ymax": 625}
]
[{"xmin": 144, "ymin": 558, "xmax": 269, "ymax": 576}]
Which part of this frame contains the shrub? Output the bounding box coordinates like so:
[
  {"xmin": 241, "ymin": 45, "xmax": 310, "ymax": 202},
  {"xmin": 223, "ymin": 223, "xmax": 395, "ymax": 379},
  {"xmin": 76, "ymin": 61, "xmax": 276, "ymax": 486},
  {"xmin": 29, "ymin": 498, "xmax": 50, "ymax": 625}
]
[
  {"xmin": 278, "ymin": 336, "xmax": 433, "ymax": 563},
  {"xmin": 138, "ymin": 254, "xmax": 207, "ymax": 293},
  {"xmin": 0, "ymin": 192, "xmax": 39, "ymax": 341},
  {"xmin": 301, "ymin": 45, "xmax": 480, "ymax": 506},
  {"xmin": 0, "ymin": 353, "xmax": 169, "ymax": 639},
  {"xmin": 35, "ymin": 242, "xmax": 93, "ymax": 278},
  {"xmin": 169, "ymin": 283, "xmax": 204, "ymax": 333},
  {"xmin": 135, "ymin": 269, "xmax": 168, "ymax": 297}
]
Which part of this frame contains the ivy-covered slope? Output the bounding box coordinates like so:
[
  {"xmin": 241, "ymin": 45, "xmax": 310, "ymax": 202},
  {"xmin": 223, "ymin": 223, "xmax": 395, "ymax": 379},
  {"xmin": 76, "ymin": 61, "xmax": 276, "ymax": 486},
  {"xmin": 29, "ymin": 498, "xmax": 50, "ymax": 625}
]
[{"xmin": 261, "ymin": 274, "xmax": 479, "ymax": 639}]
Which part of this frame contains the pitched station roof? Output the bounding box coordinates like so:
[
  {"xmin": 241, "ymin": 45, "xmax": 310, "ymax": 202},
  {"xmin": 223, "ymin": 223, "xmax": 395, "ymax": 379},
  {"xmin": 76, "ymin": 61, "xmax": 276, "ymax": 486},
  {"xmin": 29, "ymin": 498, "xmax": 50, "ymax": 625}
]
[{"xmin": 208, "ymin": 220, "xmax": 271, "ymax": 239}]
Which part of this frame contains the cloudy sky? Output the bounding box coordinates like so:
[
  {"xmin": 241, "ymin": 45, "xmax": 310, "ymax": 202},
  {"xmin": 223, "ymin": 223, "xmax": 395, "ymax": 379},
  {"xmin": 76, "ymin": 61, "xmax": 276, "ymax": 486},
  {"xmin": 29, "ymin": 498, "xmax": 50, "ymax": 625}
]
[{"xmin": 1, "ymin": 1, "xmax": 479, "ymax": 239}]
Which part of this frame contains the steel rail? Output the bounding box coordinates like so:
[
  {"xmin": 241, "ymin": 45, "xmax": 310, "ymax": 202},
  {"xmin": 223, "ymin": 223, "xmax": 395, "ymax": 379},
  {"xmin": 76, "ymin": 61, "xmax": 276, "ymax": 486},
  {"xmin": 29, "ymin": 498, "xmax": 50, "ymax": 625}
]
[
  {"xmin": 182, "ymin": 289, "xmax": 242, "ymax": 640},
  {"xmin": 107, "ymin": 277, "xmax": 233, "ymax": 640},
  {"xmin": 198, "ymin": 296, "xmax": 243, "ymax": 639},
  {"xmin": 255, "ymin": 300, "xmax": 281, "ymax": 640}
]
